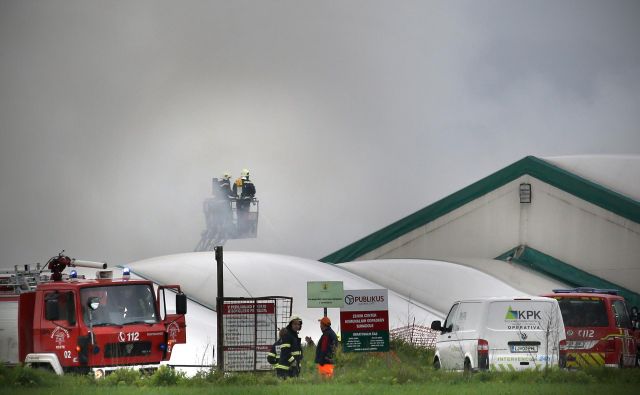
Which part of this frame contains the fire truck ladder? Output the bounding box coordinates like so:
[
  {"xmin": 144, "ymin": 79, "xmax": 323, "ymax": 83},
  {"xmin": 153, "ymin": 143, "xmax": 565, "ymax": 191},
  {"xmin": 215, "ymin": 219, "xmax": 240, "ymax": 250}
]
[{"xmin": 0, "ymin": 264, "xmax": 44, "ymax": 294}]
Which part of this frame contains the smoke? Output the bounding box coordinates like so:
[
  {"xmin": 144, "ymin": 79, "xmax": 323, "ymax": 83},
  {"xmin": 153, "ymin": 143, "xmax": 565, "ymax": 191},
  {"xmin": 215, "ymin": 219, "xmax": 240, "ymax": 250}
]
[{"xmin": 1, "ymin": 1, "xmax": 639, "ymax": 267}]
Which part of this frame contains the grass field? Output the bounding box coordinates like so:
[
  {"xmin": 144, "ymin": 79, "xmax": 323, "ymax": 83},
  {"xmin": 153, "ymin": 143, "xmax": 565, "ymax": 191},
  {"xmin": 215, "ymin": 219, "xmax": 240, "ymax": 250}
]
[
  {"xmin": 4, "ymin": 383, "xmax": 640, "ymax": 395},
  {"xmin": 2, "ymin": 340, "xmax": 638, "ymax": 395}
]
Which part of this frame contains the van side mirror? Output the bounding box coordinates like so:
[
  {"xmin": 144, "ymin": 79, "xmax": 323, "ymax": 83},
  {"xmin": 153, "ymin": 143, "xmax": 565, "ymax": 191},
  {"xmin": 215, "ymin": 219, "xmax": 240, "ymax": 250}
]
[
  {"xmin": 45, "ymin": 298, "xmax": 60, "ymax": 321},
  {"xmin": 431, "ymin": 320, "xmax": 442, "ymax": 332},
  {"xmin": 176, "ymin": 293, "xmax": 187, "ymax": 315}
]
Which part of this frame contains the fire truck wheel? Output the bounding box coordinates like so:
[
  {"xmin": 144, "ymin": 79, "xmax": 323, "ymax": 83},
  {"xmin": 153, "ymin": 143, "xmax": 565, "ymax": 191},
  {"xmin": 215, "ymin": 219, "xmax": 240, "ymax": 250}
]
[{"xmin": 33, "ymin": 363, "xmax": 54, "ymax": 373}]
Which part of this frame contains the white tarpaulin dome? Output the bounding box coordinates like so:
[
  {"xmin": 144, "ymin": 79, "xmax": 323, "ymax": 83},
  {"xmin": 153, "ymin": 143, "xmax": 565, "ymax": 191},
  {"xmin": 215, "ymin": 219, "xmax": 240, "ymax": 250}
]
[
  {"xmin": 337, "ymin": 258, "xmax": 567, "ymax": 314},
  {"xmin": 124, "ymin": 251, "xmax": 560, "ymax": 370}
]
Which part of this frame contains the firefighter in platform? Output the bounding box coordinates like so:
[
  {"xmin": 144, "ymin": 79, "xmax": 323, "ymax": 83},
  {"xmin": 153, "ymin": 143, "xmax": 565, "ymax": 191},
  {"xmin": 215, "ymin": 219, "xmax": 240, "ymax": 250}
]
[
  {"xmin": 233, "ymin": 169, "xmax": 256, "ymax": 235},
  {"xmin": 275, "ymin": 315, "xmax": 303, "ymax": 378},
  {"xmin": 219, "ymin": 172, "xmax": 235, "ymax": 200},
  {"xmin": 233, "ymin": 169, "xmax": 256, "ymax": 206}
]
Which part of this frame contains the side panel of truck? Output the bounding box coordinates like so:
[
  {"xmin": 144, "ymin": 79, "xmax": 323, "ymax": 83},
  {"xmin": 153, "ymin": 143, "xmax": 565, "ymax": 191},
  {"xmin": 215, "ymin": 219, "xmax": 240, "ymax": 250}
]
[
  {"xmin": 453, "ymin": 302, "xmax": 483, "ymax": 369},
  {"xmin": 18, "ymin": 292, "xmax": 36, "ymax": 361},
  {"xmin": 0, "ymin": 299, "xmax": 19, "ymax": 364}
]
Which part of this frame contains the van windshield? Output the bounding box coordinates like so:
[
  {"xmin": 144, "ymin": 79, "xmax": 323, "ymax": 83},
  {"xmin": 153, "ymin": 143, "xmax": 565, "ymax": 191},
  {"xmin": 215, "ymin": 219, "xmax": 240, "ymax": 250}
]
[{"xmin": 556, "ymin": 298, "xmax": 608, "ymax": 327}]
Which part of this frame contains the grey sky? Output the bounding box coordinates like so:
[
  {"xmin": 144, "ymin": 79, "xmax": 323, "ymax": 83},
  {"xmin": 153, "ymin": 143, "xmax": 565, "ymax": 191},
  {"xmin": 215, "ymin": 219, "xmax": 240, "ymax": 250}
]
[{"xmin": 1, "ymin": 0, "xmax": 639, "ymax": 268}]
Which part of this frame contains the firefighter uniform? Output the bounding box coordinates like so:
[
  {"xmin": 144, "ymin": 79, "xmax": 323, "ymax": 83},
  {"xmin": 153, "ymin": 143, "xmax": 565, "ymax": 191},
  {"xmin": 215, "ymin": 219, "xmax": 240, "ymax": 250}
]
[
  {"xmin": 267, "ymin": 337, "xmax": 283, "ymax": 366},
  {"xmin": 233, "ymin": 169, "xmax": 256, "ymax": 236},
  {"xmin": 219, "ymin": 176, "xmax": 235, "ymax": 200},
  {"xmin": 276, "ymin": 324, "xmax": 303, "ymax": 378}
]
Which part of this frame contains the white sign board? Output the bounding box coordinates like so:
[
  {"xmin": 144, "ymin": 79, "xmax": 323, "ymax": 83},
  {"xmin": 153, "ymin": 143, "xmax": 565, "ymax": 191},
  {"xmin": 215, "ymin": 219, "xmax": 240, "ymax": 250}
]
[
  {"xmin": 222, "ymin": 302, "xmax": 276, "ymax": 371},
  {"xmin": 307, "ymin": 281, "xmax": 344, "ymax": 308}
]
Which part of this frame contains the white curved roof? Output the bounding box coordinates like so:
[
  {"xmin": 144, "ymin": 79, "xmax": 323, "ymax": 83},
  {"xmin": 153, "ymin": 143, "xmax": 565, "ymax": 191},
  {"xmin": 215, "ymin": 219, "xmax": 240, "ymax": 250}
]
[
  {"xmin": 544, "ymin": 155, "xmax": 640, "ymax": 201},
  {"xmin": 448, "ymin": 258, "xmax": 568, "ymax": 294},
  {"xmin": 83, "ymin": 252, "xmax": 569, "ymax": 372},
  {"xmin": 337, "ymin": 259, "xmax": 567, "ymax": 314},
  {"xmin": 127, "ymin": 252, "xmax": 443, "ymax": 342}
]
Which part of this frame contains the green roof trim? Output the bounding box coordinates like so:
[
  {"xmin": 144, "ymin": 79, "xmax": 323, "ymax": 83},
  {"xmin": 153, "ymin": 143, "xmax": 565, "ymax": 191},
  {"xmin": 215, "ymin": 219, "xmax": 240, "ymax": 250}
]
[
  {"xmin": 321, "ymin": 155, "xmax": 639, "ymax": 264},
  {"xmin": 496, "ymin": 246, "xmax": 640, "ymax": 308}
]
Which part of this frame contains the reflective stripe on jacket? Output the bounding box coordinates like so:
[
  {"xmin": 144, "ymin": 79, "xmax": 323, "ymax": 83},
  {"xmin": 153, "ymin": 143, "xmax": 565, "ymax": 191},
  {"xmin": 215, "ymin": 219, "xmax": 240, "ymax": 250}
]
[{"xmin": 278, "ymin": 326, "xmax": 303, "ymax": 376}]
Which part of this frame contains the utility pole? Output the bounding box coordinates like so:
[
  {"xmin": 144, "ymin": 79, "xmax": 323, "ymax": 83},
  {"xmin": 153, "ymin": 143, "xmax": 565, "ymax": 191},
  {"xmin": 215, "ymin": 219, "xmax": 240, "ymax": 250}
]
[{"xmin": 215, "ymin": 246, "xmax": 224, "ymax": 371}]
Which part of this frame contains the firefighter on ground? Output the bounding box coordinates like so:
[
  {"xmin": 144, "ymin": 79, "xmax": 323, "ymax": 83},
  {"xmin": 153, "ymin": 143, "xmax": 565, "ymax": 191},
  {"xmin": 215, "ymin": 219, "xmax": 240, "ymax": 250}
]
[
  {"xmin": 315, "ymin": 316, "xmax": 338, "ymax": 378},
  {"xmin": 275, "ymin": 315, "xmax": 303, "ymax": 378},
  {"xmin": 267, "ymin": 328, "xmax": 287, "ymax": 366}
]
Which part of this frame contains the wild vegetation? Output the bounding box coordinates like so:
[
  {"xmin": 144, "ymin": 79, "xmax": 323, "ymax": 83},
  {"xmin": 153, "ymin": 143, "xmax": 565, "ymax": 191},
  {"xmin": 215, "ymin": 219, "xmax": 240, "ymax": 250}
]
[{"xmin": 1, "ymin": 339, "xmax": 638, "ymax": 394}]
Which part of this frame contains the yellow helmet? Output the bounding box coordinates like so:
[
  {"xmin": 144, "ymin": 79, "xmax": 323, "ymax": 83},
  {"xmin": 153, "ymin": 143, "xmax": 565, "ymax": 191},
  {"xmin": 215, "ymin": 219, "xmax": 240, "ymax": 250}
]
[
  {"xmin": 241, "ymin": 168, "xmax": 250, "ymax": 178},
  {"xmin": 223, "ymin": 172, "xmax": 231, "ymax": 180}
]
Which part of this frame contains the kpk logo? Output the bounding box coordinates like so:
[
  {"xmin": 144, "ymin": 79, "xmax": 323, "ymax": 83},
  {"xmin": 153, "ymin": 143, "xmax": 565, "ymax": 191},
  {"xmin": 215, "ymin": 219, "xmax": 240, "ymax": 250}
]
[{"xmin": 505, "ymin": 306, "xmax": 542, "ymax": 320}]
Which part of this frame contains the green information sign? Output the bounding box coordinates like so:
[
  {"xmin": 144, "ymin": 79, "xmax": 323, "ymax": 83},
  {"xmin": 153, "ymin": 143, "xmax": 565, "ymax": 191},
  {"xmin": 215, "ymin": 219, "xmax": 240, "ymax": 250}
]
[
  {"xmin": 340, "ymin": 289, "xmax": 390, "ymax": 353},
  {"xmin": 342, "ymin": 331, "xmax": 390, "ymax": 352},
  {"xmin": 307, "ymin": 281, "xmax": 344, "ymax": 308}
]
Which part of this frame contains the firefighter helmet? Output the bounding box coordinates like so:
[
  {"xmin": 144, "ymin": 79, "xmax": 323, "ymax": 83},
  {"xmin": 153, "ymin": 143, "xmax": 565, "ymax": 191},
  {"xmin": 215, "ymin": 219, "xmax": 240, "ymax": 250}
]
[{"xmin": 241, "ymin": 168, "xmax": 250, "ymax": 178}]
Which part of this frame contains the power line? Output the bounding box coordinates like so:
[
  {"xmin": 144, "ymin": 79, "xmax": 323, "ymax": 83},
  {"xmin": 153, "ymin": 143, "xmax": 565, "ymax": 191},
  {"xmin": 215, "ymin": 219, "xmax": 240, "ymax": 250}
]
[{"xmin": 223, "ymin": 260, "xmax": 252, "ymax": 297}]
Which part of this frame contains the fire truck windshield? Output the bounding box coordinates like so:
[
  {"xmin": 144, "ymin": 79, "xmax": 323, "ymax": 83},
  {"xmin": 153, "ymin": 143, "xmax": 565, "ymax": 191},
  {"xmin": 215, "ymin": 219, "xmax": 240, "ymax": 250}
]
[
  {"xmin": 557, "ymin": 298, "xmax": 608, "ymax": 327},
  {"xmin": 81, "ymin": 284, "xmax": 158, "ymax": 326}
]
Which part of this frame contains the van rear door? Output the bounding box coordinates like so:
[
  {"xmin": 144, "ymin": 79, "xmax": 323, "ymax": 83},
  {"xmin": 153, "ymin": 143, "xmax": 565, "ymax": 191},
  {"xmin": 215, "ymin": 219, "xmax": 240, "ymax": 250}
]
[{"xmin": 486, "ymin": 299, "xmax": 565, "ymax": 371}]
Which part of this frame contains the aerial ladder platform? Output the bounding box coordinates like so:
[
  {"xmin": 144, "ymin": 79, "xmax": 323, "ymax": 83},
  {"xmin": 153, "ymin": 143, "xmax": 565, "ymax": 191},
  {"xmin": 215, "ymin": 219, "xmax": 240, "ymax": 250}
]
[{"xmin": 194, "ymin": 177, "xmax": 259, "ymax": 251}]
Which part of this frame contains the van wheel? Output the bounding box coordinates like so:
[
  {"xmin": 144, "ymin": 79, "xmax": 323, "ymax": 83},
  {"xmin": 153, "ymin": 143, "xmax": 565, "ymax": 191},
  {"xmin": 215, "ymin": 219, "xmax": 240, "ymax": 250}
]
[
  {"xmin": 463, "ymin": 358, "xmax": 472, "ymax": 376},
  {"xmin": 433, "ymin": 358, "xmax": 441, "ymax": 370}
]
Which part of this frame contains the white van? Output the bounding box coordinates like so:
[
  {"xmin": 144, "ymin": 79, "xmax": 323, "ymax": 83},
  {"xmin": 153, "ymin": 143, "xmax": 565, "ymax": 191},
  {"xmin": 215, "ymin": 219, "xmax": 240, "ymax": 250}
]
[{"xmin": 430, "ymin": 297, "xmax": 567, "ymax": 371}]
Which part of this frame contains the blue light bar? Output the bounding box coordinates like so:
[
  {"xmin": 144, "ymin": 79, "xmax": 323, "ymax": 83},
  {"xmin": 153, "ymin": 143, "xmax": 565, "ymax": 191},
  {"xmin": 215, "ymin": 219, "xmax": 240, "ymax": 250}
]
[{"xmin": 70, "ymin": 270, "xmax": 78, "ymax": 279}]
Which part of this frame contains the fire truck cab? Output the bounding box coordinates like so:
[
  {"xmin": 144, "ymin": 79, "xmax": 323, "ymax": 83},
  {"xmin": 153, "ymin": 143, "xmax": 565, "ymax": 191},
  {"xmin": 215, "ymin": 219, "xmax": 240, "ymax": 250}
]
[
  {"xmin": 1, "ymin": 254, "xmax": 187, "ymax": 376},
  {"xmin": 543, "ymin": 288, "xmax": 639, "ymax": 368}
]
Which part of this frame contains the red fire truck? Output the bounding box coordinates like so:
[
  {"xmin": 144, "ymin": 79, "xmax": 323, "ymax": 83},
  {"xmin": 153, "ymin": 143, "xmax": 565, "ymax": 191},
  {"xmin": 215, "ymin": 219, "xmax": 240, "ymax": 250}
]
[
  {"xmin": 0, "ymin": 253, "xmax": 187, "ymax": 376},
  {"xmin": 543, "ymin": 288, "xmax": 639, "ymax": 368}
]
